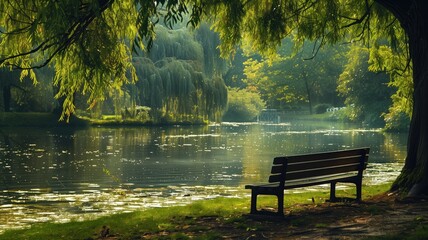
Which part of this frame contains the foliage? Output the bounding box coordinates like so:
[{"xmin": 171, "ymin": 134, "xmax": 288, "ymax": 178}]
[
  {"xmin": 0, "ymin": 0, "xmax": 211, "ymax": 120},
  {"xmin": 145, "ymin": 26, "xmax": 204, "ymax": 67},
  {"xmin": 194, "ymin": 22, "xmax": 227, "ymax": 78},
  {"xmin": 337, "ymin": 45, "xmax": 394, "ymax": 127},
  {"xmin": 202, "ymin": 0, "xmax": 412, "ymax": 128},
  {"xmin": 222, "ymin": 88, "xmax": 265, "ymax": 122},
  {"xmin": 243, "ymin": 38, "xmax": 346, "ymax": 112},
  {"xmin": 222, "ymin": 48, "xmax": 248, "ymax": 89},
  {"xmin": 0, "ymin": 0, "xmax": 410, "ymax": 121},
  {"xmin": 0, "ymin": 68, "xmax": 55, "ymax": 112},
  {"xmin": 1, "ymin": 2, "xmax": 227, "ymax": 124},
  {"xmin": 121, "ymin": 105, "xmax": 151, "ymax": 122},
  {"xmin": 369, "ymin": 45, "xmax": 412, "ymax": 131},
  {"xmin": 383, "ymin": 112, "xmax": 410, "ymax": 132},
  {"xmin": 125, "ymin": 24, "xmax": 228, "ymax": 124},
  {"xmin": 314, "ymin": 104, "xmax": 332, "ymax": 114},
  {"xmin": 0, "ymin": 0, "xmax": 141, "ymax": 120},
  {"xmin": 202, "ymin": 1, "xmax": 402, "ymax": 60}
]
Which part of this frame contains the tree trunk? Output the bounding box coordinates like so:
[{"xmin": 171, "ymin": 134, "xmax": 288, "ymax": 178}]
[
  {"xmin": 303, "ymin": 73, "xmax": 313, "ymax": 115},
  {"xmin": 390, "ymin": 1, "xmax": 428, "ymax": 195},
  {"xmin": 3, "ymin": 85, "xmax": 11, "ymax": 112}
]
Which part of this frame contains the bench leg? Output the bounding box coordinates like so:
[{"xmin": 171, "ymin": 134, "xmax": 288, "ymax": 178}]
[
  {"xmin": 330, "ymin": 182, "xmax": 337, "ymax": 202},
  {"xmin": 249, "ymin": 190, "xmax": 284, "ymax": 216},
  {"xmin": 356, "ymin": 181, "xmax": 362, "ymax": 201},
  {"xmin": 330, "ymin": 180, "xmax": 363, "ymax": 202},
  {"xmin": 250, "ymin": 190, "xmax": 258, "ymax": 214},
  {"xmin": 276, "ymin": 192, "xmax": 284, "ymax": 216}
]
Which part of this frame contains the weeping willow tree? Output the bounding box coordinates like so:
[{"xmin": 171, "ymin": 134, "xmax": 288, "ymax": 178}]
[
  {"xmin": 129, "ymin": 25, "xmax": 227, "ymax": 123},
  {"xmin": 0, "ymin": 0, "xmax": 139, "ymax": 120},
  {"xmin": 194, "ymin": 22, "xmax": 227, "ymax": 78}
]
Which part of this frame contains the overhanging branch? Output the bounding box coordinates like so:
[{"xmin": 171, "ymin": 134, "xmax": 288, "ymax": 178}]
[
  {"xmin": 340, "ymin": 0, "xmax": 372, "ymax": 29},
  {"xmin": 0, "ymin": 0, "xmax": 115, "ymax": 70}
]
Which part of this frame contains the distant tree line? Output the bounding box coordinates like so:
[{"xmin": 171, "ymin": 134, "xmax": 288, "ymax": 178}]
[{"xmin": 223, "ymin": 38, "xmax": 407, "ymax": 129}]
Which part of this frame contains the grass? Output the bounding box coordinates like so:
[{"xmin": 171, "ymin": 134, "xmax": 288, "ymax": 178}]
[{"xmin": 0, "ymin": 183, "xmax": 404, "ymax": 240}]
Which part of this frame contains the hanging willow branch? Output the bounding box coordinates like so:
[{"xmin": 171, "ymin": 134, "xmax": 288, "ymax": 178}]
[{"xmin": 0, "ymin": 0, "xmax": 115, "ymax": 69}]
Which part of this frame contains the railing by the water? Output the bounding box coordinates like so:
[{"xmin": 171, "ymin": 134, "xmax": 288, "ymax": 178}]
[{"xmin": 257, "ymin": 109, "xmax": 281, "ymax": 123}]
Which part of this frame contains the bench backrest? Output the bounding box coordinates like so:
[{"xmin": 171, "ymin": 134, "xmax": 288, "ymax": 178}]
[{"xmin": 268, "ymin": 148, "xmax": 370, "ymax": 186}]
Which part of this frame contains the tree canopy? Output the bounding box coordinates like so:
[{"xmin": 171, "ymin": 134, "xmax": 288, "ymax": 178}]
[{"xmin": 0, "ymin": 0, "xmax": 410, "ymax": 120}]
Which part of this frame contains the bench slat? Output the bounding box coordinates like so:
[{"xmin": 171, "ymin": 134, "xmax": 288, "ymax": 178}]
[
  {"xmin": 271, "ymin": 165, "xmax": 285, "ymax": 174},
  {"xmin": 273, "ymin": 148, "xmax": 369, "ymax": 164},
  {"xmin": 285, "ymin": 163, "xmax": 361, "ymax": 181},
  {"xmin": 285, "ymin": 156, "xmax": 367, "ymax": 172},
  {"xmin": 269, "ymin": 174, "xmax": 284, "ymax": 183},
  {"xmin": 271, "ymin": 156, "xmax": 368, "ymax": 179},
  {"xmin": 284, "ymin": 172, "xmax": 358, "ymax": 189}
]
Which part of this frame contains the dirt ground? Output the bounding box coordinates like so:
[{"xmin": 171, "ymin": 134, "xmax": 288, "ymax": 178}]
[
  {"xmin": 102, "ymin": 193, "xmax": 428, "ymax": 239},
  {"xmin": 216, "ymin": 193, "xmax": 428, "ymax": 239}
]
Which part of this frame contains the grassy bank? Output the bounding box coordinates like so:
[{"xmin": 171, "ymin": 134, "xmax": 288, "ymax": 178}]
[
  {"xmin": 0, "ymin": 111, "xmax": 349, "ymax": 128},
  {"xmin": 0, "ymin": 112, "xmax": 208, "ymax": 128},
  {"xmin": 0, "ymin": 183, "xmax": 401, "ymax": 240}
]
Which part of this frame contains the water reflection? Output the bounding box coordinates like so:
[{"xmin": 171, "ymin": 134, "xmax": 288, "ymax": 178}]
[{"xmin": 0, "ymin": 121, "xmax": 407, "ymax": 233}]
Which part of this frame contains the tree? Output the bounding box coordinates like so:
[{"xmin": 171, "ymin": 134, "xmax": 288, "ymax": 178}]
[
  {"xmin": 338, "ymin": 45, "xmax": 393, "ymax": 127},
  {"xmin": 128, "ymin": 25, "xmax": 227, "ymax": 123},
  {"xmin": 197, "ymin": 0, "xmax": 427, "ymax": 195},
  {"xmin": 243, "ymin": 38, "xmax": 346, "ymax": 112},
  {"xmin": 0, "ymin": 0, "xmax": 426, "ymax": 195},
  {"xmin": 222, "ymin": 87, "xmax": 265, "ymax": 122}
]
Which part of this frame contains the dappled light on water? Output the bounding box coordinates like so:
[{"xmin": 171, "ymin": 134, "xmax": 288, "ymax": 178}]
[{"xmin": 0, "ymin": 185, "xmax": 242, "ymax": 233}]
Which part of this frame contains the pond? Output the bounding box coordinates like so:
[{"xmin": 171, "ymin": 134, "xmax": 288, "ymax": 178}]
[{"xmin": 0, "ymin": 120, "xmax": 408, "ymax": 233}]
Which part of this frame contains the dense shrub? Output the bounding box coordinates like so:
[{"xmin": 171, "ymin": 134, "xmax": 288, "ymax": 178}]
[
  {"xmin": 314, "ymin": 104, "xmax": 332, "ymax": 114},
  {"xmin": 222, "ymin": 88, "xmax": 265, "ymax": 122}
]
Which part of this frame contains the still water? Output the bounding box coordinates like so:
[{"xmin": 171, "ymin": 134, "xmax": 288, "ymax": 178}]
[{"xmin": 0, "ymin": 121, "xmax": 407, "ymax": 232}]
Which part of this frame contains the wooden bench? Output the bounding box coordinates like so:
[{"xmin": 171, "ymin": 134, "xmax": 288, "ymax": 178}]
[{"xmin": 245, "ymin": 148, "xmax": 370, "ymax": 216}]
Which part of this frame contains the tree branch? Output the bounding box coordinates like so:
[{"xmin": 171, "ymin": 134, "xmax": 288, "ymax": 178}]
[
  {"xmin": 340, "ymin": 0, "xmax": 372, "ymax": 29},
  {"xmin": 0, "ymin": 0, "xmax": 115, "ymax": 70}
]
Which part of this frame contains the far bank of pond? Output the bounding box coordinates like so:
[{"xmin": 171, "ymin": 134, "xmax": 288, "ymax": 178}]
[{"xmin": 0, "ymin": 117, "xmax": 408, "ymax": 233}]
